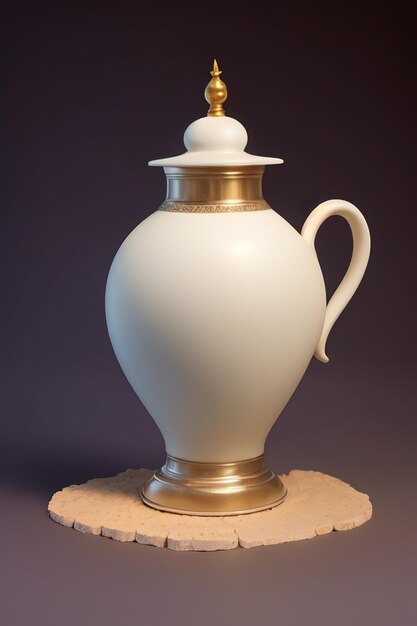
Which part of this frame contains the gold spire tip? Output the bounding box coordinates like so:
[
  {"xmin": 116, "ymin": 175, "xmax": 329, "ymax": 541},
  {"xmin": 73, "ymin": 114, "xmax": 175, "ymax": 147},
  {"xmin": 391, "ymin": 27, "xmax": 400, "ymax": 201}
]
[
  {"xmin": 205, "ymin": 59, "xmax": 227, "ymax": 117},
  {"xmin": 211, "ymin": 59, "xmax": 221, "ymax": 76}
]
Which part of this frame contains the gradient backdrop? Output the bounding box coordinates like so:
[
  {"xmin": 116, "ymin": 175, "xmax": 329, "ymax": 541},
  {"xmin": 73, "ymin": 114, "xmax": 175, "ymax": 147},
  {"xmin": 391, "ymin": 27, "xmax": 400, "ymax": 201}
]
[{"xmin": 1, "ymin": 1, "xmax": 416, "ymax": 625}]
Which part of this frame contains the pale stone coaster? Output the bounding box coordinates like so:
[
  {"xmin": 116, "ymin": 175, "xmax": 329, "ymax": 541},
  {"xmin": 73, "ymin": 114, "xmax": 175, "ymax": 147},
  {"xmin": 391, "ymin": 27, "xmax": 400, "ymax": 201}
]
[{"xmin": 48, "ymin": 469, "xmax": 372, "ymax": 551}]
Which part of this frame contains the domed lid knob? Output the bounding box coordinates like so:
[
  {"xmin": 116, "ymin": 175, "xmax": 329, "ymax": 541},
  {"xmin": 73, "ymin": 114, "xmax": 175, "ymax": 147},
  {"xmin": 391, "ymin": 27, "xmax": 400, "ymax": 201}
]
[
  {"xmin": 148, "ymin": 60, "xmax": 283, "ymax": 167},
  {"xmin": 204, "ymin": 59, "xmax": 228, "ymax": 117}
]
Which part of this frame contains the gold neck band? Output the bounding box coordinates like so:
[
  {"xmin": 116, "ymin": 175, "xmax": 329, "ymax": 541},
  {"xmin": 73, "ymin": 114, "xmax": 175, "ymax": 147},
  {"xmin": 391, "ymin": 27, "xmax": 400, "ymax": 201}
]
[{"xmin": 158, "ymin": 166, "xmax": 271, "ymax": 213}]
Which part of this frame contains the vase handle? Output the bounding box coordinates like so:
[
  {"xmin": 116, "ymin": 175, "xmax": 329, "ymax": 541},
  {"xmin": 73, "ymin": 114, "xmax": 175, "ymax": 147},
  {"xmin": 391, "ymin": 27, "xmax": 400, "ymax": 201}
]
[{"xmin": 301, "ymin": 199, "xmax": 371, "ymax": 363}]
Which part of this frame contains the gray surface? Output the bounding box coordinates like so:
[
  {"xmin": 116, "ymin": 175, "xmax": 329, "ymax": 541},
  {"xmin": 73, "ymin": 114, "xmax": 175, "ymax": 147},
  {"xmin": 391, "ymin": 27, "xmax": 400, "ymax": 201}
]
[
  {"xmin": 2, "ymin": 1, "xmax": 416, "ymax": 624},
  {"xmin": 1, "ymin": 370, "xmax": 416, "ymax": 626}
]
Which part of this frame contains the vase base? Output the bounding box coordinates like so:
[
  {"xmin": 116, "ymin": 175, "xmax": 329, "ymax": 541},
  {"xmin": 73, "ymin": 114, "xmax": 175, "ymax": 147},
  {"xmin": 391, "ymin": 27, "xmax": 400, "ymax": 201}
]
[{"xmin": 140, "ymin": 454, "xmax": 287, "ymax": 516}]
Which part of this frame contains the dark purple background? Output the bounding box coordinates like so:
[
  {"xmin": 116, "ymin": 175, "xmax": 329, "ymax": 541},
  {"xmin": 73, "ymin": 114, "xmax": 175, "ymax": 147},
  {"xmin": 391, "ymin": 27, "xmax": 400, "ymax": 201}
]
[{"xmin": 1, "ymin": 1, "xmax": 416, "ymax": 625}]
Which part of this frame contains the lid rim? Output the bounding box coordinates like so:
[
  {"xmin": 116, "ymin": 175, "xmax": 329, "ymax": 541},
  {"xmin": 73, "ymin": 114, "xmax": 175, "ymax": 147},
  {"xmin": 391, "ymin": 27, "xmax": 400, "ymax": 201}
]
[{"xmin": 149, "ymin": 152, "xmax": 284, "ymax": 167}]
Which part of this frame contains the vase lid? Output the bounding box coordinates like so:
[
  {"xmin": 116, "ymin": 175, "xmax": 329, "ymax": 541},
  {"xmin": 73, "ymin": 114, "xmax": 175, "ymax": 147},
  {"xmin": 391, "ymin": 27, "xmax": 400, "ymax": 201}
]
[{"xmin": 148, "ymin": 60, "xmax": 283, "ymax": 168}]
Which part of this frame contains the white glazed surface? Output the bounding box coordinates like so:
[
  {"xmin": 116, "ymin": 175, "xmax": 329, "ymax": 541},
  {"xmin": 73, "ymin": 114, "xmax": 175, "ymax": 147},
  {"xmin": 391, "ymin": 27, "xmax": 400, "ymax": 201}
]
[
  {"xmin": 148, "ymin": 116, "xmax": 283, "ymax": 167},
  {"xmin": 106, "ymin": 209, "xmax": 326, "ymax": 462},
  {"xmin": 302, "ymin": 200, "xmax": 371, "ymax": 362}
]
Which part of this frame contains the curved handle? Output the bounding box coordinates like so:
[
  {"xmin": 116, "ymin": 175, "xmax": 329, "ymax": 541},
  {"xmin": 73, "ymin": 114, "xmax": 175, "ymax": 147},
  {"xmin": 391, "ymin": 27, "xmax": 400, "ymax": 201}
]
[{"xmin": 301, "ymin": 199, "xmax": 371, "ymax": 363}]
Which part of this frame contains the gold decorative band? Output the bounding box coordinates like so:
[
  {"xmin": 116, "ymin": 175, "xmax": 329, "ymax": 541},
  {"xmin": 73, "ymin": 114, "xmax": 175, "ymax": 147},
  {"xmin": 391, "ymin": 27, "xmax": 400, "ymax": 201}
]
[
  {"xmin": 140, "ymin": 454, "xmax": 287, "ymax": 516},
  {"xmin": 161, "ymin": 165, "xmax": 267, "ymax": 209},
  {"xmin": 158, "ymin": 199, "xmax": 271, "ymax": 213}
]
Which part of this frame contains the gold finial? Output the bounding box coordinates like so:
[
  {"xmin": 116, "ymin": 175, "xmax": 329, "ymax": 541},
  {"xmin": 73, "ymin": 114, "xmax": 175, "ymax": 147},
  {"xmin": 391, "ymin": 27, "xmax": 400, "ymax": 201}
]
[{"xmin": 205, "ymin": 59, "xmax": 228, "ymax": 117}]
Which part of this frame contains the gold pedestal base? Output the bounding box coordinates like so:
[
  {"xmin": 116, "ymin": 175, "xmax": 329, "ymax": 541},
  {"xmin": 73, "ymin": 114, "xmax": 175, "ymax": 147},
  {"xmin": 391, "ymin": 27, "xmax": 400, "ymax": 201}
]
[{"xmin": 140, "ymin": 455, "xmax": 287, "ymax": 516}]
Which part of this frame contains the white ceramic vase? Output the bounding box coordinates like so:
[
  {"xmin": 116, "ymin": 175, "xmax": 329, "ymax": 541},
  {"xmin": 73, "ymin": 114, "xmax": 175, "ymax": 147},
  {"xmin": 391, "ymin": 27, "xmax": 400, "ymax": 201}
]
[{"xmin": 105, "ymin": 63, "xmax": 370, "ymax": 515}]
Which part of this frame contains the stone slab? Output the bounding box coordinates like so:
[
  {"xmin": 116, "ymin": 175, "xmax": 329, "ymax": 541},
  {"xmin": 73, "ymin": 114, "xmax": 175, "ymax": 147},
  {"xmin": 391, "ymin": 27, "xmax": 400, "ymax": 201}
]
[{"xmin": 48, "ymin": 468, "xmax": 372, "ymax": 551}]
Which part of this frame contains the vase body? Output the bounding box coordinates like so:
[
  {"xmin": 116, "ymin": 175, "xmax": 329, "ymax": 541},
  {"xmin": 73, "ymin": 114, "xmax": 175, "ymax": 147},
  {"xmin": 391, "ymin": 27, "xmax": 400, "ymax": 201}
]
[{"xmin": 106, "ymin": 207, "xmax": 326, "ymax": 463}]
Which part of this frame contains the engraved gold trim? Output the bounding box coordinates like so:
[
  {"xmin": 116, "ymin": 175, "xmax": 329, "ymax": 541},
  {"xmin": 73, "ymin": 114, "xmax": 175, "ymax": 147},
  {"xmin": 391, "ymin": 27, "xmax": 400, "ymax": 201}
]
[
  {"xmin": 158, "ymin": 200, "xmax": 271, "ymax": 213},
  {"xmin": 140, "ymin": 454, "xmax": 287, "ymax": 516}
]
